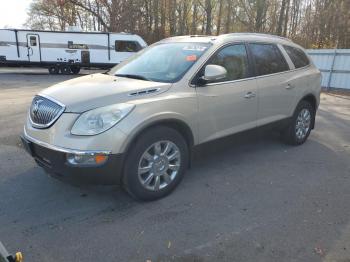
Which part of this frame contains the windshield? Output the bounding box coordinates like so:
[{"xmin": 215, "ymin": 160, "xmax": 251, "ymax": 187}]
[{"xmin": 109, "ymin": 42, "xmax": 211, "ymax": 83}]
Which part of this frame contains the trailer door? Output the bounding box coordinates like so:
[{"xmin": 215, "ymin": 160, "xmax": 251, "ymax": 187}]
[{"xmin": 26, "ymin": 34, "xmax": 41, "ymax": 62}]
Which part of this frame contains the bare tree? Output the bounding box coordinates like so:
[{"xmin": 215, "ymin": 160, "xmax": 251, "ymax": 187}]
[{"xmin": 25, "ymin": 0, "xmax": 350, "ymax": 48}]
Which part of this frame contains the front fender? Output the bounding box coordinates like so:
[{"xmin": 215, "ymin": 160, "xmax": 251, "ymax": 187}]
[{"xmin": 116, "ymin": 95, "xmax": 198, "ymax": 153}]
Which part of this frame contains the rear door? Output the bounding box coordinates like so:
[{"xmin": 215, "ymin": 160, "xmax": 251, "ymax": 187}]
[
  {"xmin": 195, "ymin": 43, "xmax": 258, "ymax": 143},
  {"xmin": 26, "ymin": 34, "xmax": 41, "ymax": 62},
  {"xmin": 248, "ymin": 43, "xmax": 296, "ymax": 126}
]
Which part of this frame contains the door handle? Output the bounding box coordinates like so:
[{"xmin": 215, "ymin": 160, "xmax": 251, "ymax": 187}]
[
  {"xmin": 285, "ymin": 83, "xmax": 295, "ymax": 89},
  {"xmin": 244, "ymin": 92, "xmax": 256, "ymax": 99},
  {"xmin": 27, "ymin": 47, "xmax": 33, "ymax": 56}
]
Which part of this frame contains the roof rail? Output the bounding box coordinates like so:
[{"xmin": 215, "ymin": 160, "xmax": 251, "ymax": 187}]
[{"xmin": 222, "ymin": 33, "xmax": 292, "ymax": 42}]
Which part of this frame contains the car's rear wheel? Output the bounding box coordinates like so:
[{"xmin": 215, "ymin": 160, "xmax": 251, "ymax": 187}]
[
  {"xmin": 282, "ymin": 100, "xmax": 315, "ymax": 145},
  {"xmin": 123, "ymin": 126, "xmax": 189, "ymax": 201}
]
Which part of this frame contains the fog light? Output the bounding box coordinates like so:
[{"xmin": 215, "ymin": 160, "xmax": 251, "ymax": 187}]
[{"xmin": 67, "ymin": 153, "xmax": 108, "ymax": 166}]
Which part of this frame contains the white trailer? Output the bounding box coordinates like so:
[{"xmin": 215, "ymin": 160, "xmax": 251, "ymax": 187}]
[{"xmin": 0, "ymin": 29, "xmax": 147, "ymax": 74}]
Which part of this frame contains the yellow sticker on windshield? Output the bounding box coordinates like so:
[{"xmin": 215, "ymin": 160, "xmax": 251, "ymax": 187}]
[{"xmin": 186, "ymin": 55, "xmax": 197, "ymax": 62}]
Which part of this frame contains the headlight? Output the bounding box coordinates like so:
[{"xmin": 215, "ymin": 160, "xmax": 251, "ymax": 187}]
[{"xmin": 71, "ymin": 103, "xmax": 135, "ymax": 136}]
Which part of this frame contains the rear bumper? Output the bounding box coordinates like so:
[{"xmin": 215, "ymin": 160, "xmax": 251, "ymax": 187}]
[{"xmin": 21, "ymin": 134, "xmax": 124, "ymax": 185}]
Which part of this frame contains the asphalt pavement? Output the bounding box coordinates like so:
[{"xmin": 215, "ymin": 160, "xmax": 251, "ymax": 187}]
[{"xmin": 0, "ymin": 67, "xmax": 349, "ymax": 262}]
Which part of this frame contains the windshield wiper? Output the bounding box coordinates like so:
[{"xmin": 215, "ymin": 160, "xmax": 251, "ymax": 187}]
[{"xmin": 115, "ymin": 74, "xmax": 150, "ymax": 81}]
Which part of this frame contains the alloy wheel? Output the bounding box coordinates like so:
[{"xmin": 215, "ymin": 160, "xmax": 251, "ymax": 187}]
[
  {"xmin": 137, "ymin": 140, "xmax": 181, "ymax": 191},
  {"xmin": 295, "ymin": 108, "xmax": 311, "ymax": 140}
]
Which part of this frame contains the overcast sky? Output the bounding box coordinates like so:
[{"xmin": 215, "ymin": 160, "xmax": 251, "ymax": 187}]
[{"xmin": 0, "ymin": 0, "xmax": 31, "ymax": 29}]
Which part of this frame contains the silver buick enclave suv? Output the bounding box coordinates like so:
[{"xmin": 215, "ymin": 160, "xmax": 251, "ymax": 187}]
[{"xmin": 22, "ymin": 33, "xmax": 321, "ymax": 200}]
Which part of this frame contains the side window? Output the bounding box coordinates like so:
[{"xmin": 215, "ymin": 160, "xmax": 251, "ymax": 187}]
[
  {"xmin": 249, "ymin": 43, "xmax": 289, "ymax": 76},
  {"xmin": 206, "ymin": 44, "xmax": 249, "ymax": 83},
  {"xmin": 115, "ymin": 41, "xmax": 141, "ymax": 52},
  {"xmin": 68, "ymin": 41, "xmax": 88, "ymax": 49},
  {"xmin": 30, "ymin": 36, "xmax": 37, "ymax": 46},
  {"xmin": 283, "ymin": 45, "xmax": 310, "ymax": 68}
]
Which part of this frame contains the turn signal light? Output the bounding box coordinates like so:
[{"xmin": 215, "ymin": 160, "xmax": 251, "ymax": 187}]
[
  {"xmin": 66, "ymin": 153, "xmax": 108, "ymax": 166},
  {"xmin": 95, "ymin": 154, "xmax": 108, "ymax": 164}
]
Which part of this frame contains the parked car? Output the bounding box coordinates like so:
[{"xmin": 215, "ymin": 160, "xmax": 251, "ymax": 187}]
[{"xmin": 21, "ymin": 33, "xmax": 321, "ymax": 201}]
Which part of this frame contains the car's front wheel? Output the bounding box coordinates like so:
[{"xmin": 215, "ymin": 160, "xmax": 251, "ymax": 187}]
[
  {"xmin": 123, "ymin": 126, "xmax": 189, "ymax": 201},
  {"xmin": 282, "ymin": 100, "xmax": 315, "ymax": 145}
]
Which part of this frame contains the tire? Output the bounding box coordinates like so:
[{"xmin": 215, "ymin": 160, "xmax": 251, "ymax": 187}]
[
  {"xmin": 70, "ymin": 66, "xmax": 80, "ymax": 74},
  {"xmin": 123, "ymin": 126, "xmax": 189, "ymax": 201},
  {"xmin": 48, "ymin": 66, "xmax": 59, "ymax": 74},
  {"xmin": 60, "ymin": 65, "xmax": 71, "ymax": 75},
  {"xmin": 282, "ymin": 100, "xmax": 315, "ymax": 145}
]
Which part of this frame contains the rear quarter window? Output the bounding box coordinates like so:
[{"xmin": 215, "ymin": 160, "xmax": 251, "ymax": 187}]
[
  {"xmin": 283, "ymin": 45, "xmax": 310, "ymax": 68},
  {"xmin": 249, "ymin": 43, "xmax": 289, "ymax": 76}
]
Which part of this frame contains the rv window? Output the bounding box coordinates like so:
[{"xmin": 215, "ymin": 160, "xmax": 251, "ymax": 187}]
[
  {"xmin": 115, "ymin": 41, "xmax": 141, "ymax": 52},
  {"xmin": 30, "ymin": 36, "xmax": 37, "ymax": 46},
  {"xmin": 68, "ymin": 41, "xmax": 88, "ymax": 49}
]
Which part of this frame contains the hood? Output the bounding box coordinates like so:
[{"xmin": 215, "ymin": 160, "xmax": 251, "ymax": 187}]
[{"xmin": 40, "ymin": 73, "xmax": 172, "ymax": 112}]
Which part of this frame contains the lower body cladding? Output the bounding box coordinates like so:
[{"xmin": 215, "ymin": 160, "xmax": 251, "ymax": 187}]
[{"xmin": 20, "ymin": 135, "xmax": 124, "ymax": 185}]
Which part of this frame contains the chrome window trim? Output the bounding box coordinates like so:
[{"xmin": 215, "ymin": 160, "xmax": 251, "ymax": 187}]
[
  {"xmin": 23, "ymin": 128, "xmax": 112, "ymax": 155},
  {"xmin": 29, "ymin": 94, "xmax": 66, "ymax": 129},
  {"xmin": 204, "ymin": 76, "xmax": 257, "ymax": 86},
  {"xmin": 253, "ymin": 63, "xmax": 312, "ymax": 80},
  {"xmin": 192, "ymin": 63, "xmax": 312, "ymax": 87},
  {"xmin": 189, "ymin": 40, "xmax": 312, "ymax": 87}
]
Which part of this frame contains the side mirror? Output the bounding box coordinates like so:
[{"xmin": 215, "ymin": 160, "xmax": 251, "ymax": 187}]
[{"xmin": 202, "ymin": 64, "xmax": 227, "ymax": 82}]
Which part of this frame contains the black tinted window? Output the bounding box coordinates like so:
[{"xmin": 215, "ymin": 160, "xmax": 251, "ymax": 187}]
[
  {"xmin": 68, "ymin": 41, "xmax": 88, "ymax": 49},
  {"xmin": 30, "ymin": 36, "xmax": 37, "ymax": 46},
  {"xmin": 283, "ymin": 45, "xmax": 310, "ymax": 68},
  {"xmin": 250, "ymin": 43, "xmax": 289, "ymax": 76},
  {"xmin": 115, "ymin": 41, "xmax": 141, "ymax": 52},
  {"xmin": 206, "ymin": 44, "xmax": 249, "ymax": 83}
]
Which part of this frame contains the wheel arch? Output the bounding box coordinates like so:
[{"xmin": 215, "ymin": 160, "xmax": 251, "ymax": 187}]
[
  {"xmin": 299, "ymin": 93, "xmax": 317, "ymax": 128},
  {"xmin": 122, "ymin": 118, "xmax": 195, "ymax": 157},
  {"xmin": 301, "ymin": 93, "xmax": 317, "ymax": 111},
  {"xmin": 119, "ymin": 118, "xmax": 195, "ymax": 182}
]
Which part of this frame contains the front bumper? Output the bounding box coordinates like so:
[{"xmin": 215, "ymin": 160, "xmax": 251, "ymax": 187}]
[{"xmin": 21, "ymin": 134, "xmax": 124, "ymax": 185}]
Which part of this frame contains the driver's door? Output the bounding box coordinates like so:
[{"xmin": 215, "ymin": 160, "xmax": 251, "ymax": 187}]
[{"xmin": 195, "ymin": 44, "xmax": 258, "ymax": 143}]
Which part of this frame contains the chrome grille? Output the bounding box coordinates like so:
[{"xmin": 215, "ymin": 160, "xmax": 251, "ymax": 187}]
[{"xmin": 29, "ymin": 96, "xmax": 65, "ymax": 128}]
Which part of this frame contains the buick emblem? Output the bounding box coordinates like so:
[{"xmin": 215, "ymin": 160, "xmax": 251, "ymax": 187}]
[{"xmin": 33, "ymin": 99, "xmax": 43, "ymax": 116}]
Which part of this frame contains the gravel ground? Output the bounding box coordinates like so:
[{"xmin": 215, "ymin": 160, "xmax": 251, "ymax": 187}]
[{"xmin": 0, "ymin": 67, "xmax": 349, "ymax": 262}]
